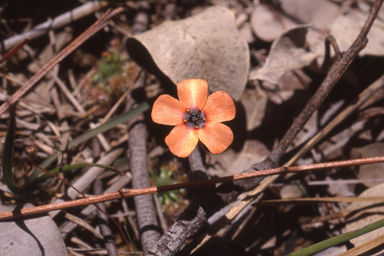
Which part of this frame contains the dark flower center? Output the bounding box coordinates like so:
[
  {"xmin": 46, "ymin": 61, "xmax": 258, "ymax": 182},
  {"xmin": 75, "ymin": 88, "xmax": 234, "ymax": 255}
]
[{"xmin": 183, "ymin": 107, "xmax": 206, "ymax": 129}]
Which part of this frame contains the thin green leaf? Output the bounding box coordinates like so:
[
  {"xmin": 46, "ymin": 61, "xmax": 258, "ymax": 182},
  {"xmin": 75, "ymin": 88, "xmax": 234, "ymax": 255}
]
[
  {"xmin": 294, "ymin": 180, "xmax": 317, "ymax": 215},
  {"xmin": 286, "ymin": 217, "xmax": 384, "ymax": 256},
  {"xmin": 34, "ymin": 163, "xmax": 125, "ymax": 183},
  {"xmin": 23, "ymin": 102, "xmax": 149, "ymax": 188},
  {"xmin": 67, "ymin": 102, "xmax": 149, "ymax": 151},
  {"xmin": 2, "ymin": 104, "xmax": 24, "ymax": 195},
  {"xmin": 124, "ymin": 225, "xmax": 137, "ymax": 255}
]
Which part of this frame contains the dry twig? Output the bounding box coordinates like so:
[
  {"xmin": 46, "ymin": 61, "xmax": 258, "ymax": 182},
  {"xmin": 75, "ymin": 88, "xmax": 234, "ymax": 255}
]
[{"xmin": 0, "ymin": 155, "xmax": 383, "ymax": 221}]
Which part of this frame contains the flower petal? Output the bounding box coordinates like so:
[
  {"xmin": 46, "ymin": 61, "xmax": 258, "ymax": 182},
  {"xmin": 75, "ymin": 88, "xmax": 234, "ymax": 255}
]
[
  {"xmin": 165, "ymin": 124, "xmax": 199, "ymax": 158},
  {"xmin": 198, "ymin": 122, "xmax": 233, "ymax": 154},
  {"xmin": 177, "ymin": 79, "xmax": 208, "ymax": 109},
  {"xmin": 203, "ymin": 91, "xmax": 236, "ymax": 122},
  {"xmin": 152, "ymin": 94, "xmax": 186, "ymax": 125}
]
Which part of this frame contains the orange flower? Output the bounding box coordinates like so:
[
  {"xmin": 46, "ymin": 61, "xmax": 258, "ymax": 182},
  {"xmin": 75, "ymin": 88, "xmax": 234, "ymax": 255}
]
[{"xmin": 151, "ymin": 79, "xmax": 236, "ymax": 158}]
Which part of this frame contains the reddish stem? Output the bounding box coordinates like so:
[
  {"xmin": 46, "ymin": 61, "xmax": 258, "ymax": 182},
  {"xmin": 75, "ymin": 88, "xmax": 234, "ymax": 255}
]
[{"xmin": 1, "ymin": 155, "xmax": 383, "ymax": 221}]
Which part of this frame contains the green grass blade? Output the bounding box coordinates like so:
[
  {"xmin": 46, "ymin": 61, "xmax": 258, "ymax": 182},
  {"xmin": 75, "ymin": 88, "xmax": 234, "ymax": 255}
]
[
  {"xmin": 33, "ymin": 163, "xmax": 123, "ymax": 183},
  {"xmin": 124, "ymin": 225, "xmax": 137, "ymax": 255},
  {"xmin": 286, "ymin": 217, "xmax": 384, "ymax": 256},
  {"xmin": 66, "ymin": 102, "xmax": 149, "ymax": 154},
  {"xmin": 24, "ymin": 102, "xmax": 149, "ymax": 187},
  {"xmin": 2, "ymin": 104, "xmax": 24, "ymax": 195}
]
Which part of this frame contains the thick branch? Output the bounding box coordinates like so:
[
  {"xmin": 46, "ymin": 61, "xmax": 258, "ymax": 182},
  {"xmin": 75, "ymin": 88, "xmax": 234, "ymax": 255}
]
[
  {"xmin": 129, "ymin": 114, "xmax": 161, "ymax": 255},
  {"xmin": 128, "ymin": 5, "xmax": 161, "ymax": 254}
]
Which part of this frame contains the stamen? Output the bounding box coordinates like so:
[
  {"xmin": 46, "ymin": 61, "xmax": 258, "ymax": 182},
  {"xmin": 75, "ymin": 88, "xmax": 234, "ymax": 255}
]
[{"xmin": 183, "ymin": 107, "xmax": 207, "ymax": 130}]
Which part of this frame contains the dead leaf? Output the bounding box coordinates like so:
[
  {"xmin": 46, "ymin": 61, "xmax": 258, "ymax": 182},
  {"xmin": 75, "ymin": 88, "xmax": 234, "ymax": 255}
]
[
  {"xmin": 0, "ymin": 203, "xmax": 67, "ymax": 256},
  {"xmin": 250, "ymin": 3, "xmax": 296, "ymax": 42},
  {"xmin": 280, "ymin": 184, "xmax": 304, "ymax": 199},
  {"xmin": 358, "ymin": 143, "xmax": 384, "ymax": 187},
  {"xmin": 326, "ymin": 178, "xmax": 355, "ymax": 198},
  {"xmin": 249, "ymin": 25, "xmax": 318, "ymax": 84},
  {"xmin": 280, "ymin": 0, "xmax": 341, "ymax": 30},
  {"xmin": 207, "ymin": 148, "xmax": 238, "ymax": 177},
  {"xmin": 239, "ymin": 22, "xmax": 255, "ymax": 44},
  {"xmin": 28, "ymin": 27, "xmax": 73, "ymax": 73},
  {"xmin": 357, "ymin": 0, "xmax": 384, "ymax": 21},
  {"xmin": 306, "ymin": 29, "xmax": 327, "ymax": 69},
  {"xmin": 330, "ymin": 8, "xmax": 384, "ymax": 56},
  {"xmin": 207, "ymin": 140, "xmax": 270, "ymax": 177},
  {"xmin": 278, "ymin": 69, "xmax": 311, "ymax": 91},
  {"xmin": 261, "ymin": 69, "xmax": 312, "ymax": 104},
  {"xmin": 345, "ymin": 183, "xmax": 384, "ymax": 255},
  {"xmin": 240, "ymin": 86, "xmax": 267, "ymax": 131},
  {"xmin": 127, "ymin": 6, "xmax": 249, "ymax": 101}
]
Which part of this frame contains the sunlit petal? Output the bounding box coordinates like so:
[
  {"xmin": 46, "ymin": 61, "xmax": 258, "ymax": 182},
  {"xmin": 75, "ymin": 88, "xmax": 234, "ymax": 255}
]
[
  {"xmin": 178, "ymin": 79, "xmax": 208, "ymax": 109},
  {"xmin": 165, "ymin": 124, "xmax": 199, "ymax": 158},
  {"xmin": 203, "ymin": 91, "xmax": 236, "ymax": 122},
  {"xmin": 152, "ymin": 95, "xmax": 186, "ymax": 125},
  {"xmin": 198, "ymin": 122, "xmax": 233, "ymax": 154}
]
